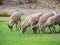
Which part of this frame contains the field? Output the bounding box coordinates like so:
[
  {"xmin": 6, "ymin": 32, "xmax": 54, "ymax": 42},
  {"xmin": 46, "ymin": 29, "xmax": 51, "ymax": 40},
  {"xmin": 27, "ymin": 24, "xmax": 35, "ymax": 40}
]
[{"xmin": 0, "ymin": 17, "xmax": 60, "ymax": 45}]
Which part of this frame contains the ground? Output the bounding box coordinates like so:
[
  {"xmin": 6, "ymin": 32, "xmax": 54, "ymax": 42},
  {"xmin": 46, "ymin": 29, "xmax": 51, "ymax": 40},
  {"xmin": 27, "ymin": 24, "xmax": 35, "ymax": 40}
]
[{"xmin": 0, "ymin": 17, "xmax": 60, "ymax": 45}]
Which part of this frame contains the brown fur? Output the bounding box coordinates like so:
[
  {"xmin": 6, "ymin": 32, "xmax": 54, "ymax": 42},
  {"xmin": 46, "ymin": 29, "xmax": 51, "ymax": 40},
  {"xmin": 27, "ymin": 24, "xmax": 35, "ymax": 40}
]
[
  {"xmin": 8, "ymin": 12, "xmax": 22, "ymax": 31},
  {"xmin": 33, "ymin": 11, "xmax": 56, "ymax": 33},
  {"xmin": 41, "ymin": 15, "xmax": 60, "ymax": 33},
  {"xmin": 21, "ymin": 13, "xmax": 42, "ymax": 33}
]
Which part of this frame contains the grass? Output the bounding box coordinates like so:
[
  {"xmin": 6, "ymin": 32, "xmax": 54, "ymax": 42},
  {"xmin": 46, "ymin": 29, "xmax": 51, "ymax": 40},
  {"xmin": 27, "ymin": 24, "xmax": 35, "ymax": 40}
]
[{"xmin": 0, "ymin": 17, "xmax": 60, "ymax": 45}]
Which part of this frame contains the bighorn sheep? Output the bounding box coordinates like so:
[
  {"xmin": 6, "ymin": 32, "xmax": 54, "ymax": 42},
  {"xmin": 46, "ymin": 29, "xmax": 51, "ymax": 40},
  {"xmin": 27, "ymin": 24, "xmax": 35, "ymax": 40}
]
[
  {"xmin": 41, "ymin": 14, "xmax": 60, "ymax": 33},
  {"xmin": 33, "ymin": 11, "xmax": 56, "ymax": 33},
  {"xmin": 21, "ymin": 13, "xmax": 42, "ymax": 33},
  {"xmin": 8, "ymin": 11, "xmax": 23, "ymax": 31}
]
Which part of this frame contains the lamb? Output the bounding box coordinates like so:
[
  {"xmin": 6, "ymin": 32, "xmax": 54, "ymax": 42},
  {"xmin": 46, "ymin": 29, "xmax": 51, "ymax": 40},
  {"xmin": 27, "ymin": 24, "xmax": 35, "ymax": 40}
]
[
  {"xmin": 21, "ymin": 13, "xmax": 42, "ymax": 33},
  {"xmin": 41, "ymin": 14, "xmax": 60, "ymax": 33},
  {"xmin": 8, "ymin": 11, "xmax": 23, "ymax": 31},
  {"xmin": 33, "ymin": 11, "xmax": 56, "ymax": 33}
]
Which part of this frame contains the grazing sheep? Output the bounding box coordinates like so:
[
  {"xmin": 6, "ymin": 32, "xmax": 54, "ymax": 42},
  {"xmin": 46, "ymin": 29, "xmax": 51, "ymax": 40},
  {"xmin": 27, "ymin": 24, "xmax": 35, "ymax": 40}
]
[
  {"xmin": 21, "ymin": 13, "xmax": 42, "ymax": 33},
  {"xmin": 33, "ymin": 11, "xmax": 56, "ymax": 33},
  {"xmin": 8, "ymin": 11, "xmax": 23, "ymax": 31},
  {"xmin": 41, "ymin": 14, "xmax": 60, "ymax": 33}
]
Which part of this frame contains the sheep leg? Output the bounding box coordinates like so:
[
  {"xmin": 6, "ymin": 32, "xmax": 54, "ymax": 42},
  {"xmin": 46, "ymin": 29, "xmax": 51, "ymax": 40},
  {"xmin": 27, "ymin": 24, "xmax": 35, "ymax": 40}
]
[
  {"xmin": 39, "ymin": 25, "xmax": 44, "ymax": 34},
  {"xmin": 16, "ymin": 23, "xmax": 18, "ymax": 28},
  {"xmin": 19, "ymin": 18, "xmax": 21, "ymax": 23},
  {"xmin": 48, "ymin": 27, "xmax": 52, "ymax": 33},
  {"xmin": 59, "ymin": 24, "xmax": 60, "ymax": 33},
  {"xmin": 39, "ymin": 27, "xmax": 42, "ymax": 33},
  {"xmin": 51, "ymin": 24, "xmax": 56, "ymax": 33},
  {"xmin": 40, "ymin": 28, "xmax": 45, "ymax": 34},
  {"xmin": 32, "ymin": 27, "xmax": 37, "ymax": 34},
  {"xmin": 19, "ymin": 18, "xmax": 21, "ymax": 29},
  {"xmin": 31, "ymin": 21, "xmax": 38, "ymax": 34},
  {"xmin": 16, "ymin": 24, "xmax": 20, "ymax": 31},
  {"xmin": 15, "ymin": 21, "xmax": 19, "ymax": 30},
  {"xmin": 38, "ymin": 24, "xmax": 40, "ymax": 33},
  {"xmin": 39, "ymin": 24, "xmax": 45, "ymax": 34}
]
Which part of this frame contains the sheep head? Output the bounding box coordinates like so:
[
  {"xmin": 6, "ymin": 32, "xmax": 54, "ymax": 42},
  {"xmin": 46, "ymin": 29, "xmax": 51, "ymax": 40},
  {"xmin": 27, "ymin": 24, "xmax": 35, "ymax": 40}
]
[
  {"xmin": 20, "ymin": 26, "xmax": 26, "ymax": 33},
  {"xmin": 7, "ymin": 24, "xmax": 13, "ymax": 31}
]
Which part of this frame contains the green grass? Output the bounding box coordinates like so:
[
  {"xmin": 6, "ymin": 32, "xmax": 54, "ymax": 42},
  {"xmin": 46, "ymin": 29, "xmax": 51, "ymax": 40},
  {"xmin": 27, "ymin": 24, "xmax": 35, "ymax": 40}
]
[{"xmin": 0, "ymin": 17, "xmax": 60, "ymax": 45}]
